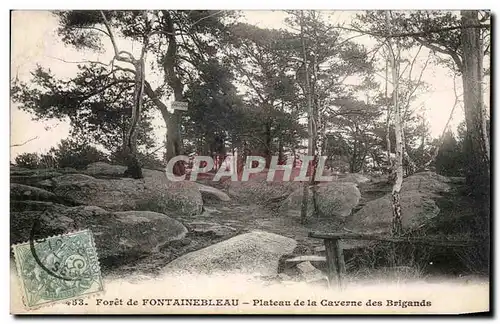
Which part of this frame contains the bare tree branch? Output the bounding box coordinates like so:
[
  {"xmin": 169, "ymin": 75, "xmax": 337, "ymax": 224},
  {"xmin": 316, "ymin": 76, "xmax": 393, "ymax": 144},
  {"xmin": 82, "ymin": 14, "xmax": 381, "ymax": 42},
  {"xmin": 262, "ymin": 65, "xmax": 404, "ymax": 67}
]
[
  {"xmin": 401, "ymin": 50, "xmax": 432, "ymax": 117},
  {"xmin": 398, "ymin": 44, "xmax": 422, "ymax": 80},
  {"xmin": 334, "ymin": 24, "xmax": 490, "ymax": 39},
  {"xmin": 414, "ymin": 35, "xmax": 463, "ymax": 70},
  {"xmin": 143, "ymin": 80, "xmax": 171, "ymax": 119},
  {"xmin": 190, "ymin": 10, "xmax": 224, "ymax": 28},
  {"xmin": 100, "ymin": 11, "xmax": 135, "ymax": 65},
  {"xmin": 11, "ymin": 136, "xmax": 39, "ymax": 147},
  {"xmin": 112, "ymin": 66, "xmax": 136, "ymax": 75},
  {"xmin": 46, "ymin": 56, "xmax": 112, "ymax": 67},
  {"xmin": 228, "ymin": 55, "xmax": 268, "ymax": 104},
  {"xmin": 69, "ymin": 25, "xmax": 110, "ymax": 37}
]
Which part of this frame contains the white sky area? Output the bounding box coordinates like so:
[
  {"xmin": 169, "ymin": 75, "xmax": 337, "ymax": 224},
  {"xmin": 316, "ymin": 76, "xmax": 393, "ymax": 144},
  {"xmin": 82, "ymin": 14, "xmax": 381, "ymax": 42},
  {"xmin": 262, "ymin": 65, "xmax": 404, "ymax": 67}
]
[{"xmin": 10, "ymin": 10, "xmax": 478, "ymax": 161}]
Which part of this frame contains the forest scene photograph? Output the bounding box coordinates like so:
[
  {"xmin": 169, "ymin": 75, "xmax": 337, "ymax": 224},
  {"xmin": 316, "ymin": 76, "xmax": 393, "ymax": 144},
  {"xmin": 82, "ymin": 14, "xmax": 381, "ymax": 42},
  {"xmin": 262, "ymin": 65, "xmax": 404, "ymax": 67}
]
[{"xmin": 9, "ymin": 9, "xmax": 491, "ymax": 314}]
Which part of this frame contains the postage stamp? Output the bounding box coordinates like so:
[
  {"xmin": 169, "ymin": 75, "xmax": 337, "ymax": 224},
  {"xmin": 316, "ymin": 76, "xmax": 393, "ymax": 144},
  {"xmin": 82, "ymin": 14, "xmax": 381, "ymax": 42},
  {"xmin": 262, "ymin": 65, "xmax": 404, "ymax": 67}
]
[{"xmin": 12, "ymin": 229, "xmax": 103, "ymax": 309}]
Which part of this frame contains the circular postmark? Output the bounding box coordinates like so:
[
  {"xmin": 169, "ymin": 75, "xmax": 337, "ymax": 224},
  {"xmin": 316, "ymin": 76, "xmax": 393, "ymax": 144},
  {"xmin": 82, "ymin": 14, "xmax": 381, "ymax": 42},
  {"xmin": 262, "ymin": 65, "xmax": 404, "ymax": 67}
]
[{"xmin": 28, "ymin": 209, "xmax": 89, "ymax": 282}]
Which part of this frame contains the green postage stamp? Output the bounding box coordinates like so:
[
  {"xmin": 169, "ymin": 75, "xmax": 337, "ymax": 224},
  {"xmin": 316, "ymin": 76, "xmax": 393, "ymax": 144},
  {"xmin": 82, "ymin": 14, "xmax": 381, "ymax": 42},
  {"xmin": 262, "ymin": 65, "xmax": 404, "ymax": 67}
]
[{"xmin": 12, "ymin": 229, "xmax": 103, "ymax": 308}]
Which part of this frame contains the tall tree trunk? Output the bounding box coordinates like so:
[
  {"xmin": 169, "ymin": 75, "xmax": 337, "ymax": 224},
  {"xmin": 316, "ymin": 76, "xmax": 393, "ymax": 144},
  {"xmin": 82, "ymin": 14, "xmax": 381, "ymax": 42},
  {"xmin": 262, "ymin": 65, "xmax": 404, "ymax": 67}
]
[
  {"xmin": 359, "ymin": 144, "xmax": 369, "ymax": 173},
  {"xmin": 386, "ymin": 11, "xmax": 404, "ymax": 237},
  {"xmin": 124, "ymin": 57, "xmax": 146, "ymax": 179},
  {"xmin": 299, "ymin": 12, "xmax": 315, "ymax": 224},
  {"xmin": 143, "ymin": 81, "xmax": 175, "ymax": 162},
  {"xmin": 402, "ymin": 127, "xmax": 417, "ymax": 176},
  {"xmin": 202, "ymin": 132, "xmax": 210, "ymax": 155},
  {"xmin": 460, "ymin": 10, "xmax": 490, "ymax": 203},
  {"xmin": 163, "ymin": 10, "xmax": 185, "ymax": 176},
  {"xmin": 100, "ymin": 10, "xmax": 147, "ymax": 179},
  {"xmin": 351, "ymin": 138, "xmax": 358, "ymax": 173},
  {"xmin": 278, "ymin": 138, "xmax": 284, "ymax": 165},
  {"xmin": 309, "ymin": 57, "xmax": 320, "ymax": 217},
  {"xmin": 264, "ymin": 120, "xmax": 272, "ymax": 168},
  {"xmin": 384, "ymin": 50, "xmax": 392, "ymax": 171}
]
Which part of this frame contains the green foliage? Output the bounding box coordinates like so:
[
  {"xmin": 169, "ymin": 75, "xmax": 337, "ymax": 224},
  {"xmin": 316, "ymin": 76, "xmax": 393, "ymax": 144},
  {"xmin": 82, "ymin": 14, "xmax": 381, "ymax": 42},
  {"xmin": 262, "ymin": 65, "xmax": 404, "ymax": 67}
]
[
  {"xmin": 182, "ymin": 58, "xmax": 242, "ymax": 155},
  {"xmin": 223, "ymin": 22, "xmax": 307, "ymax": 157},
  {"xmin": 355, "ymin": 10, "xmax": 462, "ymax": 72},
  {"xmin": 54, "ymin": 10, "xmax": 107, "ymax": 50},
  {"xmin": 222, "ymin": 12, "xmax": 377, "ymax": 166},
  {"xmin": 13, "ymin": 10, "xmax": 485, "ymax": 180},
  {"xmin": 435, "ymin": 130, "xmax": 465, "ymax": 176},
  {"xmin": 11, "ymin": 64, "xmax": 156, "ymax": 154},
  {"xmin": 14, "ymin": 153, "xmax": 41, "ymax": 169},
  {"xmin": 324, "ymin": 97, "xmax": 384, "ymax": 172},
  {"xmin": 14, "ymin": 139, "xmax": 108, "ymax": 170},
  {"xmin": 109, "ymin": 149, "xmax": 164, "ymax": 170},
  {"xmin": 49, "ymin": 139, "xmax": 109, "ymax": 169},
  {"xmin": 21, "ymin": 10, "xmax": 239, "ymax": 164}
]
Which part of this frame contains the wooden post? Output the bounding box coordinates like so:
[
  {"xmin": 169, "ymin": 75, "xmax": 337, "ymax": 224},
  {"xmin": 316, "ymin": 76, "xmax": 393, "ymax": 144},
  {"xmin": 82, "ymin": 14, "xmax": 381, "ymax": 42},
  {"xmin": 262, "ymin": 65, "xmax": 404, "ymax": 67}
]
[
  {"xmin": 324, "ymin": 239, "xmax": 343, "ymax": 289},
  {"xmin": 335, "ymin": 240, "xmax": 346, "ymax": 289}
]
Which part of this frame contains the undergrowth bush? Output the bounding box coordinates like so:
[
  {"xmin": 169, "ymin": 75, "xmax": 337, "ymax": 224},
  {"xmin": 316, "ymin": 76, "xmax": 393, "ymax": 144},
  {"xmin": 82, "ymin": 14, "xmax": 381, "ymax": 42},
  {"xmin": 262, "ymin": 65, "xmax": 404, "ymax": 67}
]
[
  {"xmin": 14, "ymin": 139, "xmax": 109, "ymax": 170},
  {"xmin": 344, "ymin": 185, "xmax": 490, "ymax": 278},
  {"xmin": 345, "ymin": 241, "xmax": 432, "ymax": 280}
]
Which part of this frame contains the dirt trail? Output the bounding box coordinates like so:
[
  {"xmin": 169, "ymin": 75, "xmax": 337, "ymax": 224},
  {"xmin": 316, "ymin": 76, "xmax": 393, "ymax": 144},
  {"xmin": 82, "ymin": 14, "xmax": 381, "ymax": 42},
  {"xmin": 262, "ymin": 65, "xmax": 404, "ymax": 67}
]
[
  {"xmin": 179, "ymin": 201, "xmax": 337, "ymax": 252},
  {"xmin": 109, "ymin": 181, "xmax": 393, "ymax": 278},
  {"xmin": 107, "ymin": 199, "xmax": 344, "ymax": 278}
]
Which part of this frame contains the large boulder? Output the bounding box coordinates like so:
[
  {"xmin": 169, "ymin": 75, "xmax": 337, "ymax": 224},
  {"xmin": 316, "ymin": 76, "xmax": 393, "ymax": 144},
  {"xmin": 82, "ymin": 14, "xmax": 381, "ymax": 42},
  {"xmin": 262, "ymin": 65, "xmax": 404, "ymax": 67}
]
[
  {"xmin": 342, "ymin": 190, "xmax": 440, "ymax": 248},
  {"xmin": 163, "ymin": 231, "xmax": 297, "ymax": 275},
  {"xmin": 279, "ymin": 182, "xmax": 361, "ymax": 219},
  {"xmin": 335, "ymin": 173, "xmax": 371, "ymax": 184},
  {"xmin": 10, "ymin": 166, "xmax": 29, "ymax": 172},
  {"xmin": 85, "ymin": 162, "xmax": 167, "ymax": 179},
  {"xmin": 401, "ymin": 172, "xmax": 451, "ymax": 196},
  {"xmin": 296, "ymin": 261, "xmax": 325, "ymax": 282},
  {"xmin": 10, "ymin": 167, "xmax": 80, "ymax": 186},
  {"xmin": 10, "ymin": 183, "xmax": 58, "ymax": 203},
  {"xmin": 50, "ymin": 172, "xmax": 203, "ymax": 215},
  {"xmin": 226, "ymin": 179, "xmax": 299, "ymax": 205},
  {"xmin": 10, "ymin": 168, "xmax": 63, "ymax": 177},
  {"xmin": 51, "ymin": 174, "xmax": 145, "ymax": 210},
  {"xmin": 10, "ymin": 171, "xmax": 63, "ymax": 186},
  {"xmin": 44, "ymin": 173, "xmax": 96, "ymax": 187},
  {"xmin": 10, "ymin": 202, "xmax": 187, "ymax": 267},
  {"xmin": 142, "ymin": 170, "xmax": 204, "ymax": 215}
]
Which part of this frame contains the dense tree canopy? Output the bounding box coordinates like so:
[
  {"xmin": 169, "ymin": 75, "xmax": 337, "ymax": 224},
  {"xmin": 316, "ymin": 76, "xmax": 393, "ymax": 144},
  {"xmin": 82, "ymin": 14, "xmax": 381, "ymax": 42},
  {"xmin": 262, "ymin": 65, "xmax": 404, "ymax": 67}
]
[{"xmin": 12, "ymin": 10, "xmax": 489, "ymax": 193}]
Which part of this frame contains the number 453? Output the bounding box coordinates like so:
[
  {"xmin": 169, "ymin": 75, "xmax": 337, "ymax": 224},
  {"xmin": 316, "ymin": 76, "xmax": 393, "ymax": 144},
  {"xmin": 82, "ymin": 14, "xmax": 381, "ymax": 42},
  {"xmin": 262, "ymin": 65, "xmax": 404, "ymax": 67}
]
[{"xmin": 65, "ymin": 299, "xmax": 86, "ymax": 306}]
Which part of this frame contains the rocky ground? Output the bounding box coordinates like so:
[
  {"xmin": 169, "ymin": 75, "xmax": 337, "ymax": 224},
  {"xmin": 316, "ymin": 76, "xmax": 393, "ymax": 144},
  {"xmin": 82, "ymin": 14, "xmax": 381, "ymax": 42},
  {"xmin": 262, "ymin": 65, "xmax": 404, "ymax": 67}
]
[{"xmin": 10, "ymin": 162, "xmax": 486, "ymax": 285}]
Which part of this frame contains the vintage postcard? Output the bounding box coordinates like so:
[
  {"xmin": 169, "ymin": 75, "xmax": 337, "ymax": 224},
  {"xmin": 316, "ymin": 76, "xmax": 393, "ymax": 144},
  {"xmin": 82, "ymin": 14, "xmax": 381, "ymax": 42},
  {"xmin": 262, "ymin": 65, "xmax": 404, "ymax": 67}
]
[{"xmin": 10, "ymin": 9, "xmax": 490, "ymax": 315}]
